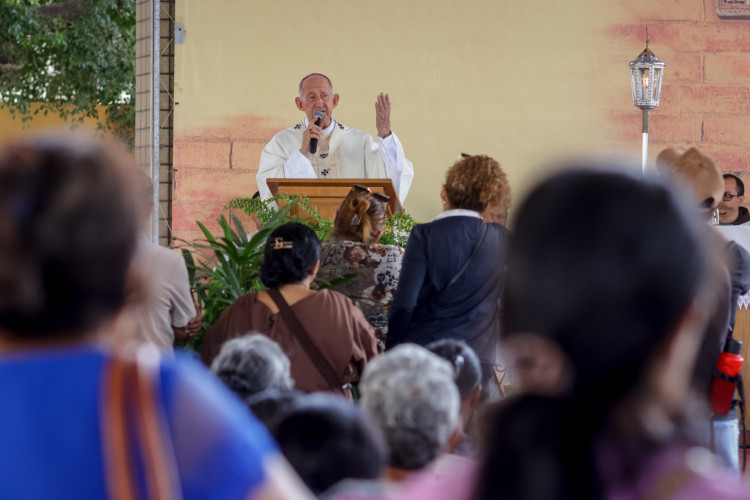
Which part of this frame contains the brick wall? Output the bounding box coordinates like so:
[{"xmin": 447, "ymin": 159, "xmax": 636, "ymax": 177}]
[
  {"xmin": 613, "ymin": 0, "xmax": 750, "ymax": 199},
  {"xmin": 172, "ymin": 116, "xmax": 281, "ymax": 243}
]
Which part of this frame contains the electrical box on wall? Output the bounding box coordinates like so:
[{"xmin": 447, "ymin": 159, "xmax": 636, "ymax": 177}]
[{"xmin": 175, "ymin": 23, "xmax": 185, "ymax": 45}]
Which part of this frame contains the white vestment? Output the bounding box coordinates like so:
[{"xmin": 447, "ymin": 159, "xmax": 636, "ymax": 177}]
[{"xmin": 256, "ymin": 119, "xmax": 414, "ymax": 203}]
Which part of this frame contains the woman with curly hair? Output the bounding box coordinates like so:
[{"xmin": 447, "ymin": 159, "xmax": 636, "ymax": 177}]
[
  {"xmin": 387, "ymin": 154, "xmax": 511, "ymax": 391},
  {"xmin": 315, "ymin": 184, "xmax": 404, "ymax": 349}
]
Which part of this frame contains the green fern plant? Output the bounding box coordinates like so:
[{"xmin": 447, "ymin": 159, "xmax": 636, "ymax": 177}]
[
  {"xmin": 379, "ymin": 211, "xmax": 420, "ymax": 247},
  {"xmin": 177, "ymin": 203, "xmax": 296, "ymax": 352},
  {"xmin": 227, "ymin": 194, "xmax": 333, "ymax": 242}
]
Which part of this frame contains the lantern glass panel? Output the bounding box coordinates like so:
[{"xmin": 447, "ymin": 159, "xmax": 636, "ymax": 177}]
[
  {"xmin": 653, "ymin": 67, "xmax": 663, "ymax": 101},
  {"xmin": 640, "ymin": 68, "xmax": 651, "ymax": 100}
]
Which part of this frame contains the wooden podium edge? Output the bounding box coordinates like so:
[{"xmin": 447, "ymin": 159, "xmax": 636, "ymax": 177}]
[{"xmin": 266, "ymin": 178, "xmax": 403, "ymax": 215}]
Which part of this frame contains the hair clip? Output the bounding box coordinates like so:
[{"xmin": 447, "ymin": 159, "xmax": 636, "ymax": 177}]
[
  {"xmin": 272, "ymin": 237, "xmax": 293, "ymax": 250},
  {"xmin": 350, "ymin": 214, "xmax": 361, "ymax": 226},
  {"xmin": 453, "ymin": 354, "xmax": 465, "ymax": 377}
]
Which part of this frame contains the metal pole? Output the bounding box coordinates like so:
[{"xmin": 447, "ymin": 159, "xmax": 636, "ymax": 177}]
[
  {"xmin": 641, "ymin": 109, "xmax": 650, "ymax": 174},
  {"xmin": 150, "ymin": 0, "xmax": 161, "ymax": 244}
]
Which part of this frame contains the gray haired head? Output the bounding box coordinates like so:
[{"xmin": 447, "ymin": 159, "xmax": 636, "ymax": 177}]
[
  {"xmin": 210, "ymin": 333, "xmax": 294, "ymax": 398},
  {"xmin": 359, "ymin": 344, "xmax": 460, "ymax": 471}
]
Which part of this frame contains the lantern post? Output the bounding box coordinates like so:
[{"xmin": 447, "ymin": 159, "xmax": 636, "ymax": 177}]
[{"xmin": 629, "ymin": 28, "xmax": 665, "ymax": 174}]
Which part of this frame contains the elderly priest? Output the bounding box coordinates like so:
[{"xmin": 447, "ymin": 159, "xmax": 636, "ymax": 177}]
[{"xmin": 256, "ymin": 73, "xmax": 414, "ymax": 203}]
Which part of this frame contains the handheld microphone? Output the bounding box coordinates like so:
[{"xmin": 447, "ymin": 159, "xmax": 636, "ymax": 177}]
[{"xmin": 310, "ymin": 110, "xmax": 323, "ymax": 154}]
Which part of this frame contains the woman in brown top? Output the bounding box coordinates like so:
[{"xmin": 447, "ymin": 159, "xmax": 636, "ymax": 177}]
[
  {"xmin": 201, "ymin": 222, "xmax": 378, "ymax": 396},
  {"xmin": 315, "ymin": 185, "xmax": 404, "ymax": 349}
]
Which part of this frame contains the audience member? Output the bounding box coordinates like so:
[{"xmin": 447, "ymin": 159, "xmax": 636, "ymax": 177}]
[
  {"xmin": 128, "ymin": 172, "xmax": 201, "ymax": 351},
  {"xmin": 479, "ymin": 202, "xmax": 508, "ymax": 226},
  {"xmin": 316, "ymin": 184, "xmax": 404, "ymax": 348},
  {"xmin": 0, "ymin": 134, "xmax": 309, "ymax": 499},
  {"xmin": 246, "ymin": 388, "xmax": 305, "ymax": 434},
  {"xmin": 477, "ymin": 168, "xmax": 748, "ymax": 500},
  {"xmin": 273, "ymin": 393, "xmax": 388, "ymax": 496},
  {"xmin": 387, "ymin": 154, "xmax": 511, "ymax": 394},
  {"xmin": 719, "ymin": 173, "xmax": 750, "ymax": 225},
  {"xmin": 359, "ymin": 344, "xmax": 460, "ymax": 483},
  {"xmin": 210, "ymin": 333, "xmax": 294, "ymax": 398},
  {"xmin": 201, "ymin": 222, "xmax": 378, "ymax": 397},
  {"xmin": 426, "ymin": 339, "xmax": 482, "ymax": 456},
  {"xmin": 657, "ymin": 147, "xmax": 750, "ymax": 476}
]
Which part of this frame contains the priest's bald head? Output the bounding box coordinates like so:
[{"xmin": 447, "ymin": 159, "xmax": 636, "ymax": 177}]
[
  {"xmin": 295, "ymin": 73, "xmax": 339, "ymax": 129},
  {"xmin": 298, "ymin": 73, "xmax": 334, "ymax": 96}
]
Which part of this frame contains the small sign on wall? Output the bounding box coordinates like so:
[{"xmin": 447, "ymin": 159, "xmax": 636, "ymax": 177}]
[{"xmin": 718, "ymin": 0, "xmax": 750, "ymax": 19}]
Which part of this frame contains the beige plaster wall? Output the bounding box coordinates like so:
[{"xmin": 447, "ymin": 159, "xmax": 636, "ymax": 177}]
[{"xmin": 173, "ymin": 0, "xmax": 750, "ymax": 240}]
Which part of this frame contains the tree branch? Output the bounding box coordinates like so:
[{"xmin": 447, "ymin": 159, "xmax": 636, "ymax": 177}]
[{"xmin": 0, "ymin": 62, "xmax": 22, "ymax": 77}]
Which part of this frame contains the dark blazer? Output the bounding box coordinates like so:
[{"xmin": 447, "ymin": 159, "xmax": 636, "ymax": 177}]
[{"xmin": 387, "ymin": 215, "xmax": 510, "ymax": 364}]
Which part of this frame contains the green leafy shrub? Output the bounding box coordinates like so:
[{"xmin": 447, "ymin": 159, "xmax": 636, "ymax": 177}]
[
  {"xmin": 227, "ymin": 194, "xmax": 333, "ymax": 242},
  {"xmin": 379, "ymin": 211, "xmax": 419, "ymax": 247},
  {"xmin": 0, "ymin": 0, "xmax": 136, "ymax": 148}
]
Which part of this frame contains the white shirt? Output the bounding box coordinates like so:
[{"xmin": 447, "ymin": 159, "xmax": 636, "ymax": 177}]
[{"xmin": 433, "ymin": 209, "xmax": 483, "ymax": 221}]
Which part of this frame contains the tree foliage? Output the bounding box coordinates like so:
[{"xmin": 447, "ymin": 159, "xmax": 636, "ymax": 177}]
[{"xmin": 0, "ymin": 0, "xmax": 135, "ymax": 146}]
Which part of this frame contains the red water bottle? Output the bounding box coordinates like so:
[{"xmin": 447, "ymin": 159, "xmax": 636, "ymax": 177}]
[{"xmin": 710, "ymin": 339, "xmax": 743, "ymax": 415}]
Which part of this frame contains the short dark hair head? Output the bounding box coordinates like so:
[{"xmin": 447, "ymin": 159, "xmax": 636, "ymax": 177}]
[
  {"xmin": 245, "ymin": 388, "xmax": 304, "ymax": 434},
  {"xmin": 0, "ymin": 134, "xmax": 139, "ymax": 339},
  {"xmin": 426, "ymin": 339, "xmax": 481, "ymax": 401},
  {"xmin": 273, "ymin": 394, "xmax": 387, "ymax": 495},
  {"xmin": 260, "ymin": 222, "xmax": 321, "ymax": 288},
  {"xmin": 723, "ymin": 173, "xmax": 745, "ymax": 196}
]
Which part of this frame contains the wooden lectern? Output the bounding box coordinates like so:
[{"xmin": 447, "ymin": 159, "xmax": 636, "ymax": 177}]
[{"xmin": 265, "ymin": 178, "xmax": 402, "ymax": 220}]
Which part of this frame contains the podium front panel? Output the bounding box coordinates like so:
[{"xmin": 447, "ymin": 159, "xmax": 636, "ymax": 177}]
[{"xmin": 267, "ymin": 178, "xmax": 401, "ymax": 220}]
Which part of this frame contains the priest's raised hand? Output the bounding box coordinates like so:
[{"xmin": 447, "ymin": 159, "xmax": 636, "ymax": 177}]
[{"xmin": 375, "ymin": 92, "xmax": 392, "ymax": 139}]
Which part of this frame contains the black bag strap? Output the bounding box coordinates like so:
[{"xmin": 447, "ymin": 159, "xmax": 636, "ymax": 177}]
[
  {"xmin": 267, "ymin": 288, "xmax": 343, "ymax": 393},
  {"xmin": 434, "ymin": 222, "xmax": 488, "ymax": 299}
]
